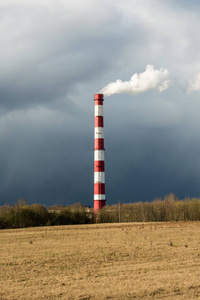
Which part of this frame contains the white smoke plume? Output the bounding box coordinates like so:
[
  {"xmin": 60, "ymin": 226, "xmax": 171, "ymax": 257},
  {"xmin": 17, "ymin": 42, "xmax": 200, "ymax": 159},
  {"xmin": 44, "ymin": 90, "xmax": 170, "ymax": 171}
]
[
  {"xmin": 187, "ymin": 73, "xmax": 200, "ymax": 93},
  {"xmin": 99, "ymin": 65, "xmax": 170, "ymax": 96}
]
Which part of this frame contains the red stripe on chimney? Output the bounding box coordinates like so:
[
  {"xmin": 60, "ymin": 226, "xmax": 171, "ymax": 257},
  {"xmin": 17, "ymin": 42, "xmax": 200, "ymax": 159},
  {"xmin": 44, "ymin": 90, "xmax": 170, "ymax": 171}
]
[
  {"xmin": 94, "ymin": 183, "xmax": 105, "ymax": 194},
  {"xmin": 95, "ymin": 116, "xmax": 104, "ymax": 127},
  {"xmin": 94, "ymin": 161, "xmax": 105, "ymax": 172}
]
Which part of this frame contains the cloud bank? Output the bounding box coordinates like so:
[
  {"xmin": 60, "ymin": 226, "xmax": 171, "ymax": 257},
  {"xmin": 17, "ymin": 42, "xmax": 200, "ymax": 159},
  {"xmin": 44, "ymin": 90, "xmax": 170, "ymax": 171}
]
[
  {"xmin": 99, "ymin": 65, "xmax": 170, "ymax": 96},
  {"xmin": 1, "ymin": 0, "xmax": 200, "ymax": 207}
]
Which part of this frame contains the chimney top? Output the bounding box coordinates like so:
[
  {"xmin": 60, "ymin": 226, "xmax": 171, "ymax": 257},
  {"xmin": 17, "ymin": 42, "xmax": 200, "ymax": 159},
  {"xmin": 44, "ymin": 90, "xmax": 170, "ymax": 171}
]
[{"xmin": 94, "ymin": 94, "xmax": 104, "ymax": 100}]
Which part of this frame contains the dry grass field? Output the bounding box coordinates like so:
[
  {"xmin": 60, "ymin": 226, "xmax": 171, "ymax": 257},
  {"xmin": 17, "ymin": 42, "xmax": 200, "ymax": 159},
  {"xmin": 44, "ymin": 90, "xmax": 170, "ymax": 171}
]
[{"xmin": 0, "ymin": 222, "xmax": 200, "ymax": 299}]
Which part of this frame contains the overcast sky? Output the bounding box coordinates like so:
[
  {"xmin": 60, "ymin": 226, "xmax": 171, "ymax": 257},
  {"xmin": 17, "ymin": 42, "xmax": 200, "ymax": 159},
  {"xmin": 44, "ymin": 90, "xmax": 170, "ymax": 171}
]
[{"xmin": 1, "ymin": 0, "xmax": 200, "ymax": 207}]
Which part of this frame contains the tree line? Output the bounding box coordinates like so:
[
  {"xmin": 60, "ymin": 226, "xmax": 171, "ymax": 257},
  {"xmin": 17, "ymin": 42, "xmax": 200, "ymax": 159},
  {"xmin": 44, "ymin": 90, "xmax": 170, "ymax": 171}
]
[
  {"xmin": 1, "ymin": 194, "xmax": 200, "ymax": 229},
  {"xmin": 0, "ymin": 200, "xmax": 93, "ymax": 229},
  {"xmin": 99, "ymin": 194, "xmax": 200, "ymax": 223}
]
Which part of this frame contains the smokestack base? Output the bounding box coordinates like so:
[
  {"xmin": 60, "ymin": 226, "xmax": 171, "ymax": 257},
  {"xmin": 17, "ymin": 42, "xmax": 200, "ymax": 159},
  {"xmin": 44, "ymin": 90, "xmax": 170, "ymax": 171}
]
[{"xmin": 94, "ymin": 200, "xmax": 106, "ymax": 214}]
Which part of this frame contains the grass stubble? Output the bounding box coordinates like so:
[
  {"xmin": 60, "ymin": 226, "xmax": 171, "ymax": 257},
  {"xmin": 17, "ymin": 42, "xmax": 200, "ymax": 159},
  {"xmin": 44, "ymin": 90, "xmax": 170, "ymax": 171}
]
[{"xmin": 0, "ymin": 222, "xmax": 200, "ymax": 299}]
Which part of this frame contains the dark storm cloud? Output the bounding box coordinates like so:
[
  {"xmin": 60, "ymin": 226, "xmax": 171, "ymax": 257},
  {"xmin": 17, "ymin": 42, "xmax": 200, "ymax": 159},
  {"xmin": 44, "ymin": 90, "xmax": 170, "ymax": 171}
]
[
  {"xmin": 0, "ymin": 1, "xmax": 131, "ymax": 111},
  {"xmin": 105, "ymin": 91, "xmax": 200, "ymax": 203},
  {"xmin": 0, "ymin": 107, "xmax": 94, "ymax": 206},
  {"xmin": 1, "ymin": 0, "xmax": 200, "ymax": 207}
]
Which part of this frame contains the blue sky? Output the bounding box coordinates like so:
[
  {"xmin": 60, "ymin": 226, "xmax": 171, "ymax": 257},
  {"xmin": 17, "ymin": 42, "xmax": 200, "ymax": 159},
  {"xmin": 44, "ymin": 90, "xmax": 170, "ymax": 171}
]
[{"xmin": 1, "ymin": 0, "xmax": 200, "ymax": 206}]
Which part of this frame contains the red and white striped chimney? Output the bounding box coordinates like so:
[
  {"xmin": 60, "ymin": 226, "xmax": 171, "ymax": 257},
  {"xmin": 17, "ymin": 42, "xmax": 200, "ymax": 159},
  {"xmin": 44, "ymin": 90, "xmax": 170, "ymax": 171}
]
[{"xmin": 94, "ymin": 93, "xmax": 106, "ymax": 214}]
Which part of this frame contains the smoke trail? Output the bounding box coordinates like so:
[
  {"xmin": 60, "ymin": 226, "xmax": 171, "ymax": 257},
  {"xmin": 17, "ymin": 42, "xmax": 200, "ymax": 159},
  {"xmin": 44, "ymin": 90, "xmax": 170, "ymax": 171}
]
[
  {"xmin": 187, "ymin": 72, "xmax": 200, "ymax": 93},
  {"xmin": 99, "ymin": 65, "xmax": 170, "ymax": 96}
]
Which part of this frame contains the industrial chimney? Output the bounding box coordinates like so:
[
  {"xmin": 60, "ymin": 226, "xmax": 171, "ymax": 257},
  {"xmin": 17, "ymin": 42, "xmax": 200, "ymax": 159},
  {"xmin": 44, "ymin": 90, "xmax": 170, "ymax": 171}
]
[{"xmin": 94, "ymin": 93, "xmax": 106, "ymax": 214}]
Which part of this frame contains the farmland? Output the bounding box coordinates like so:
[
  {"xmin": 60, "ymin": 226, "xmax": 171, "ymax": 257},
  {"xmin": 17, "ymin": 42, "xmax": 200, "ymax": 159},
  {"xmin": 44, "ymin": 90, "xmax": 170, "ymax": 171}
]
[{"xmin": 1, "ymin": 222, "xmax": 200, "ymax": 299}]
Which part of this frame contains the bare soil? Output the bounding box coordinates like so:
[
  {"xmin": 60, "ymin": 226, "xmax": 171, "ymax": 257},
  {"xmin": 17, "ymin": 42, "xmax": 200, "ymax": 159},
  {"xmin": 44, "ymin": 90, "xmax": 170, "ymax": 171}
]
[{"xmin": 0, "ymin": 222, "xmax": 200, "ymax": 299}]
